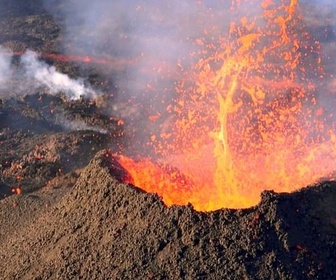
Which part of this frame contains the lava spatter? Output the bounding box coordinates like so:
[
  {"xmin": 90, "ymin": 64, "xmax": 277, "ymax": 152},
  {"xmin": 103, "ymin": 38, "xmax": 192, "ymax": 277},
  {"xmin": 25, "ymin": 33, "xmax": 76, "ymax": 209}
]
[{"xmin": 118, "ymin": 0, "xmax": 336, "ymax": 211}]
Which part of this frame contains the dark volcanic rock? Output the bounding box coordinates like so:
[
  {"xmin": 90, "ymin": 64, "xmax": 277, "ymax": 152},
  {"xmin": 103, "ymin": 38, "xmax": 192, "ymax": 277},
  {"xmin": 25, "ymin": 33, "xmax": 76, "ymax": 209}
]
[
  {"xmin": 0, "ymin": 150, "xmax": 335, "ymax": 279},
  {"xmin": 0, "ymin": 93, "xmax": 121, "ymax": 199},
  {"xmin": 0, "ymin": 0, "xmax": 60, "ymax": 53}
]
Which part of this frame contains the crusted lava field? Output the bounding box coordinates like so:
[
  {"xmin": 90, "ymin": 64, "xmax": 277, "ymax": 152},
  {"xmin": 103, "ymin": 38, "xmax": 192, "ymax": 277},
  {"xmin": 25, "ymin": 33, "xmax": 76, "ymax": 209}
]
[{"xmin": 1, "ymin": 0, "xmax": 336, "ymax": 279}]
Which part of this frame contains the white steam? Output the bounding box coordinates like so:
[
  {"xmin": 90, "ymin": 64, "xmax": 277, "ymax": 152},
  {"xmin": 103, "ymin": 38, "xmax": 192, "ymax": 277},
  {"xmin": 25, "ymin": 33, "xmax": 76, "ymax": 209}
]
[
  {"xmin": 21, "ymin": 50, "xmax": 96, "ymax": 100},
  {"xmin": 0, "ymin": 47, "xmax": 97, "ymax": 100},
  {"xmin": 61, "ymin": 118, "xmax": 108, "ymax": 134}
]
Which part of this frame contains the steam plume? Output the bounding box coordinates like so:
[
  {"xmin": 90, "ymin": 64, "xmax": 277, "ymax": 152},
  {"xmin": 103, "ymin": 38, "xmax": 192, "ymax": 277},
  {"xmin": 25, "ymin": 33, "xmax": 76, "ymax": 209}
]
[
  {"xmin": 21, "ymin": 50, "xmax": 96, "ymax": 100},
  {"xmin": 0, "ymin": 47, "xmax": 97, "ymax": 100}
]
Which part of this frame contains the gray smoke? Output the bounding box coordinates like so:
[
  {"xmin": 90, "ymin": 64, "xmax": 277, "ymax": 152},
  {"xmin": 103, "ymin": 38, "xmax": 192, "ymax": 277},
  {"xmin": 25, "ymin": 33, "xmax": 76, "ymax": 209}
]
[
  {"xmin": 0, "ymin": 46, "xmax": 12, "ymax": 89},
  {"xmin": 42, "ymin": 1, "xmax": 236, "ymax": 100},
  {"xmin": 41, "ymin": 0, "xmax": 336, "ymax": 150},
  {"xmin": 301, "ymin": 0, "xmax": 336, "ymax": 118},
  {"xmin": 42, "ymin": 1, "xmax": 336, "ymax": 101}
]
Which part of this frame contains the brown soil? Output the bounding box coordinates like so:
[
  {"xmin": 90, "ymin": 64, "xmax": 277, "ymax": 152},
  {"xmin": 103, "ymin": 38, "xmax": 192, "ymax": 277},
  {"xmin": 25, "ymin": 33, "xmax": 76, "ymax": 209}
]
[
  {"xmin": 0, "ymin": 1, "xmax": 336, "ymax": 279},
  {"xmin": 1, "ymin": 151, "xmax": 336, "ymax": 279}
]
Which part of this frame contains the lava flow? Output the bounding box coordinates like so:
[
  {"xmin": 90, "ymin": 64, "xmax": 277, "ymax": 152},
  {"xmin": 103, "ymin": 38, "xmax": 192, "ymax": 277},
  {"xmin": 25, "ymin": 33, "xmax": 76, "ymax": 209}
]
[
  {"xmin": 117, "ymin": 0, "xmax": 336, "ymax": 211},
  {"xmin": 12, "ymin": 52, "xmax": 136, "ymax": 70}
]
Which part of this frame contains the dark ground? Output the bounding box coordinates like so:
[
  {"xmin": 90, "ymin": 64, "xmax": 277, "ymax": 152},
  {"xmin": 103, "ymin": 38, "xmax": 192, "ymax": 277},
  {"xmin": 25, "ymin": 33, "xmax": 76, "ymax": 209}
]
[{"xmin": 0, "ymin": 1, "xmax": 336, "ymax": 279}]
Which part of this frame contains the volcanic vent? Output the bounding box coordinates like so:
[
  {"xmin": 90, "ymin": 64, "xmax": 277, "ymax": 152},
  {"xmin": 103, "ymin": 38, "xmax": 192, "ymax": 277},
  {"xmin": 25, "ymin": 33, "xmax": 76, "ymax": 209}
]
[
  {"xmin": 115, "ymin": 0, "xmax": 336, "ymax": 211},
  {"xmin": 1, "ymin": 0, "xmax": 336, "ymax": 279},
  {"xmin": 1, "ymin": 0, "xmax": 333, "ymax": 212}
]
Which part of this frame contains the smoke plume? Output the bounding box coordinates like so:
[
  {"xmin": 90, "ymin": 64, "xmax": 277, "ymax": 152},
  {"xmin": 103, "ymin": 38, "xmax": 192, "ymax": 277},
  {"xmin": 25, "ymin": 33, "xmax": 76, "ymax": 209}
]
[
  {"xmin": 42, "ymin": 0, "xmax": 336, "ymax": 101},
  {"xmin": 300, "ymin": 0, "xmax": 336, "ymax": 119},
  {"xmin": 40, "ymin": 0, "xmax": 336, "ymax": 155},
  {"xmin": 0, "ymin": 46, "xmax": 12, "ymax": 88},
  {"xmin": 42, "ymin": 1, "xmax": 235, "ymax": 99},
  {"xmin": 0, "ymin": 47, "xmax": 97, "ymax": 99},
  {"xmin": 21, "ymin": 50, "xmax": 96, "ymax": 100}
]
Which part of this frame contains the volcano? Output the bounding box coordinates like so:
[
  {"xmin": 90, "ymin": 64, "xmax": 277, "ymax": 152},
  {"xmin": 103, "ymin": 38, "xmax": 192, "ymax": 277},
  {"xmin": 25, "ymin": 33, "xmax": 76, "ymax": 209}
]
[
  {"xmin": 1, "ymin": 151, "xmax": 336, "ymax": 279},
  {"xmin": 1, "ymin": 0, "xmax": 336, "ymax": 279}
]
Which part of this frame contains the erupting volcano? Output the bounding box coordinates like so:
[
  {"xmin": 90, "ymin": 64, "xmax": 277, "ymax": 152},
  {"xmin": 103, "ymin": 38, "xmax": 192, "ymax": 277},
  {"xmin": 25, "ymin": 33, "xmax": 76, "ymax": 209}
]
[
  {"xmin": 117, "ymin": 0, "xmax": 336, "ymax": 211},
  {"xmin": 3, "ymin": 0, "xmax": 336, "ymax": 278}
]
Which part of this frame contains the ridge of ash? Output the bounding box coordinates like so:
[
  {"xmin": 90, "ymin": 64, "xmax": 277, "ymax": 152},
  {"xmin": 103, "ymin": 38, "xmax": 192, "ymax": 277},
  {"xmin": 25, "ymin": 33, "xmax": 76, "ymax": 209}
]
[{"xmin": 0, "ymin": 150, "xmax": 335, "ymax": 279}]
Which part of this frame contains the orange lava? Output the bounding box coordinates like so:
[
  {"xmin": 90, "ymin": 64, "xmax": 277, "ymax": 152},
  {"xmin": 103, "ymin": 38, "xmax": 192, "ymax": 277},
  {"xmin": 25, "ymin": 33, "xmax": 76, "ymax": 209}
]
[
  {"xmin": 117, "ymin": 0, "xmax": 336, "ymax": 211},
  {"xmin": 12, "ymin": 52, "xmax": 136, "ymax": 69},
  {"xmin": 11, "ymin": 188, "xmax": 22, "ymax": 195}
]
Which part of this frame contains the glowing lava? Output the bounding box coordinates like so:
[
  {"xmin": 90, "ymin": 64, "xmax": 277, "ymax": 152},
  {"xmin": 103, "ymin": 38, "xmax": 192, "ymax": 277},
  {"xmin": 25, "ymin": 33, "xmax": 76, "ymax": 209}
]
[
  {"xmin": 12, "ymin": 52, "xmax": 136, "ymax": 70},
  {"xmin": 118, "ymin": 0, "xmax": 336, "ymax": 211}
]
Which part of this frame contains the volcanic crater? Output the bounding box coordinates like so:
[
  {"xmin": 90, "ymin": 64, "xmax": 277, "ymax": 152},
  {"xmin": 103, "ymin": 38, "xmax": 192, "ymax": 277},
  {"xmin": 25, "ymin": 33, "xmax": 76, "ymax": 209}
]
[{"xmin": 1, "ymin": 0, "xmax": 336, "ymax": 279}]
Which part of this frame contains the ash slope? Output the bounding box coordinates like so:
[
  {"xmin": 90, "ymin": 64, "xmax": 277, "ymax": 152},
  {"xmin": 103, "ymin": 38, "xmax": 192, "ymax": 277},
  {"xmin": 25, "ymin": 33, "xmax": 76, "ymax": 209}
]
[{"xmin": 0, "ymin": 150, "xmax": 335, "ymax": 279}]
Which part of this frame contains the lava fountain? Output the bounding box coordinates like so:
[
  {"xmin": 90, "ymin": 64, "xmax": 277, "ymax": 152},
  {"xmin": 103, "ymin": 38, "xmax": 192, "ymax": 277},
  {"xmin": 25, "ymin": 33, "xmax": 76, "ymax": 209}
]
[{"xmin": 117, "ymin": 0, "xmax": 336, "ymax": 211}]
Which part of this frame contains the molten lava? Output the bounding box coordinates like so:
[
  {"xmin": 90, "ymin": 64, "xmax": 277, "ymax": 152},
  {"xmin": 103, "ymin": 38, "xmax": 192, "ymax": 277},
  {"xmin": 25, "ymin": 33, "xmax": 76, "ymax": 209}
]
[
  {"xmin": 12, "ymin": 52, "xmax": 135, "ymax": 70},
  {"xmin": 118, "ymin": 0, "xmax": 336, "ymax": 211}
]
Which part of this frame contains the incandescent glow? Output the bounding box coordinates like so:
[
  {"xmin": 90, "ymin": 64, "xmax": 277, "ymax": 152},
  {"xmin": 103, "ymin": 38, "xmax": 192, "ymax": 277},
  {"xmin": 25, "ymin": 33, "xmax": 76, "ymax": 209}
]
[{"xmin": 118, "ymin": 0, "xmax": 336, "ymax": 211}]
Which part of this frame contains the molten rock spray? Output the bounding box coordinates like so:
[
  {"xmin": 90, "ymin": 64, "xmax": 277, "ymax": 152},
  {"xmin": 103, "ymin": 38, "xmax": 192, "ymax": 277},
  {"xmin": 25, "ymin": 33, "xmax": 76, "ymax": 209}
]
[{"xmin": 29, "ymin": 0, "xmax": 336, "ymax": 210}]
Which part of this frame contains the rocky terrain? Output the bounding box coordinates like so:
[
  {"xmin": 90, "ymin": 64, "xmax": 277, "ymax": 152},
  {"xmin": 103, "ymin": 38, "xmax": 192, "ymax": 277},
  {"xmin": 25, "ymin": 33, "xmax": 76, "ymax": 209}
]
[
  {"xmin": 0, "ymin": 0, "xmax": 336, "ymax": 279},
  {"xmin": 1, "ymin": 151, "xmax": 336, "ymax": 279}
]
